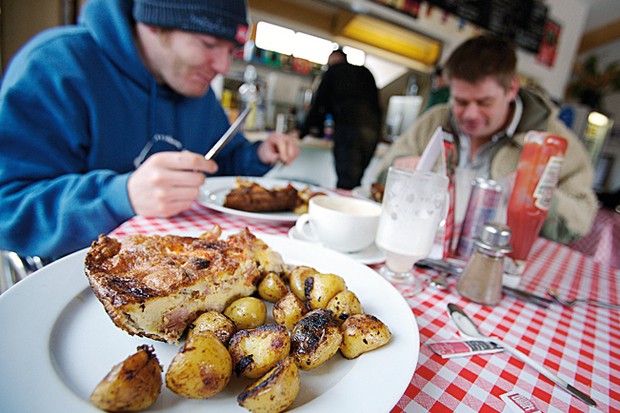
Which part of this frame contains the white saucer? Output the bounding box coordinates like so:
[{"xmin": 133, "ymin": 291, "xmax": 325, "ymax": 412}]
[{"xmin": 288, "ymin": 226, "xmax": 385, "ymax": 265}]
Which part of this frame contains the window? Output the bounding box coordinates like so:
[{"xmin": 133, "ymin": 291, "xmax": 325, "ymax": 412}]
[
  {"xmin": 255, "ymin": 21, "xmax": 365, "ymax": 66},
  {"xmin": 292, "ymin": 32, "xmax": 336, "ymax": 65},
  {"xmin": 254, "ymin": 22, "xmax": 295, "ymax": 55}
]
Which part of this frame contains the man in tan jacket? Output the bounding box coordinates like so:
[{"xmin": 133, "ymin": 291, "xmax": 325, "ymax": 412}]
[{"xmin": 377, "ymin": 35, "xmax": 596, "ymax": 243}]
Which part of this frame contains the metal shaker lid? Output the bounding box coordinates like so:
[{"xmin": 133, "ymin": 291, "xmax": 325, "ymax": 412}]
[{"xmin": 474, "ymin": 222, "xmax": 512, "ymax": 254}]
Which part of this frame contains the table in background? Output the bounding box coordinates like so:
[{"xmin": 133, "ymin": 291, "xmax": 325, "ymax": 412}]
[
  {"xmin": 110, "ymin": 202, "xmax": 620, "ymax": 413},
  {"xmin": 266, "ymin": 137, "xmax": 337, "ymax": 188}
]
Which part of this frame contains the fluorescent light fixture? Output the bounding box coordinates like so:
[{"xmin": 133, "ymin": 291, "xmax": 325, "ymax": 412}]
[{"xmin": 336, "ymin": 14, "xmax": 441, "ymax": 66}]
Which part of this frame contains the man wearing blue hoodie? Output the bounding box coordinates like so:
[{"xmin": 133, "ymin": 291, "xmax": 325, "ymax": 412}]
[{"xmin": 0, "ymin": 0, "xmax": 299, "ymax": 261}]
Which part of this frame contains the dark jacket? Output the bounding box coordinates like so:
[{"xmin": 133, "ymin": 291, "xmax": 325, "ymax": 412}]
[{"xmin": 301, "ymin": 62, "xmax": 381, "ymax": 136}]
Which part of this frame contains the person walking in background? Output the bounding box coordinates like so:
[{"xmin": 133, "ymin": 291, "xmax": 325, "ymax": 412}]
[
  {"xmin": 377, "ymin": 34, "xmax": 597, "ymax": 244},
  {"xmin": 423, "ymin": 65, "xmax": 450, "ymax": 111},
  {"xmin": 0, "ymin": 0, "xmax": 299, "ymax": 261},
  {"xmin": 301, "ymin": 48, "xmax": 382, "ymax": 189}
]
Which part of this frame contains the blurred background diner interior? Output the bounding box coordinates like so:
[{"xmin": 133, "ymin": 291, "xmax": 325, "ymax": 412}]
[{"xmin": 1, "ymin": 0, "xmax": 619, "ymax": 202}]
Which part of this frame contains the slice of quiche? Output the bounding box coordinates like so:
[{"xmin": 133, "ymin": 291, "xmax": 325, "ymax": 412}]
[{"xmin": 84, "ymin": 226, "xmax": 284, "ymax": 344}]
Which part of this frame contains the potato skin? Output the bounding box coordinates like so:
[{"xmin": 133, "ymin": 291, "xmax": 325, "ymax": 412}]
[
  {"xmin": 272, "ymin": 291, "xmax": 308, "ymax": 330},
  {"xmin": 90, "ymin": 345, "xmax": 162, "ymax": 412},
  {"xmin": 325, "ymin": 290, "xmax": 363, "ymax": 323},
  {"xmin": 224, "ymin": 297, "xmax": 267, "ymax": 330},
  {"xmin": 187, "ymin": 311, "xmax": 236, "ymax": 345},
  {"xmin": 229, "ymin": 324, "xmax": 291, "ymax": 379},
  {"xmin": 339, "ymin": 314, "xmax": 392, "ymax": 359},
  {"xmin": 288, "ymin": 266, "xmax": 318, "ymax": 301},
  {"xmin": 304, "ymin": 272, "xmax": 347, "ymax": 310},
  {"xmin": 290, "ymin": 309, "xmax": 343, "ymax": 370},
  {"xmin": 237, "ymin": 357, "xmax": 300, "ymax": 413},
  {"xmin": 257, "ymin": 272, "xmax": 289, "ymax": 303},
  {"xmin": 165, "ymin": 331, "xmax": 232, "ymax": 398}
]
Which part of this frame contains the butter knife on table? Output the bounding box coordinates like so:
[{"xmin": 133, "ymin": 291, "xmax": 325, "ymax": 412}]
[
  {"xmin": 204, "ymin": 106, "xmax": 251, "ymax": 160},
  {"xmin": 447, "ymin": 303, "xmax": 596, "ymax": 407}
]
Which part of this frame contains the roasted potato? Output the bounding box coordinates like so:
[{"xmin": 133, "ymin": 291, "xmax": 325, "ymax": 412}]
[
  {"xmin": 280, "ymin": 264, "xmax": 296, "ymax": 282},
  {"xmin": 90, "ymin": 345, "xmax": 162, "ymax": 412},
  {"xmin": 186, "ymin": 311, "xmax": 237, "ymax": 345},
  {"xmin": 340, "ymin": 314, "xmax": 392, "ymax": 359},
  {"xmin": 304, "ymin": 272, "xmax": 346, "ymax": 310},
  {"xmin": 229, "ymin": 324, "xmax": 291, "ymax": 379},
  {"xmin": 288, "ymin": 266, "xmax": 319, "ymax": 301},
  {"xmin": 272, "ymin": 291, "xmax": 308, "ymax": 330},
  {"xmin": 165, "ymin": 331, "xmax": 232, "ymax": 398},
  {"xmin": 257, "ymin": 272, "xmax": 289, "ymax": 302},
  {"xmin": 224, "ymin": 297, "xmax": 267, "ymax": 330},
  {"xmin": 237, "ymin": 357, "xmax": 300, "ymax": 413},
  {"xmin": 325, "ymin": 290, "xmax": 363, "ymax": 323},
  {"xmin": 290, "ymin": 309, "xmax": 343, "ymax": 370}
]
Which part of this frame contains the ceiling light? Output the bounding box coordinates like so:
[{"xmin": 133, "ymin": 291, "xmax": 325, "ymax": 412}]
[{"xmin": 334, "ymin": 13, "xmax": 441, "ymax": 66}]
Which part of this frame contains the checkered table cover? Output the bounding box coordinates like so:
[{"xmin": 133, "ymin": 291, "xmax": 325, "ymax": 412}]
[
  {"xmin": 568, "ymin": 207, "xmax": 620, "ymax": 268},
  {"xmin": 110, "ymin": 202, "xmax": 620, "ymax": 413}
]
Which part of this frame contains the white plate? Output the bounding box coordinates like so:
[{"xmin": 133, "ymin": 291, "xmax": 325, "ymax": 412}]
[
  {"xmin": 198, "ymin": 176, "xmax": 330, "ymax": 222},
  {"xmin": 288, "ymin": 226, "xmax": 386, "ymax": 265},
  {"xmin": 0, "ymin": 233, "xmax": 418, "ymax": 413}
]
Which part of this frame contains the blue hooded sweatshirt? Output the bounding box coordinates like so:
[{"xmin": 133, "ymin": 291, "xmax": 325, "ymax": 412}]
[{"xmin": 0, "ymin": 0, "xmax": 271, "ymax": 260}]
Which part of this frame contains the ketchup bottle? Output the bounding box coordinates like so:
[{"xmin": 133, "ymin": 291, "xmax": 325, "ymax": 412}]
[{"xmin": 505, "ymin": 132, "xmax": 567, "ymax": 284}]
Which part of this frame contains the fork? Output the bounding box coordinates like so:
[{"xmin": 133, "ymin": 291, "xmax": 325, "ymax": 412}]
[
  {"xmin": 427, "ymin": 272, "xmax": 449, "ymax": 290},
  {"xmin": 547, "ymin": 289, "xmax": 620, "ymax": 310}
]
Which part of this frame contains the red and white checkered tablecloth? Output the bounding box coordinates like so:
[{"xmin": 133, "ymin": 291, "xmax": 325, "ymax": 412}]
[
  {"xmin": 110, "ymin": 203, "xmax": 291, "ymax": 238},
  {"xmin": 110, "ymin": 202, "xmax": 620, "ymax": 413},
  {"xmin": 568, "ymin": 207, "xmax": 620, "ymax": 269}
]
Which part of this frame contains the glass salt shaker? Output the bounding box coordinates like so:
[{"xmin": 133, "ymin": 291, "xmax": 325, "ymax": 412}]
[{"xmin": 456, "ymin": 222, "xmax": 512, "ymax": 306}]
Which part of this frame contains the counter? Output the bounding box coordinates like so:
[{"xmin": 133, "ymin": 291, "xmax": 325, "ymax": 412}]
[{"xmin": 245, "ymin": 131, "xmax": 388, "ymax": 189}]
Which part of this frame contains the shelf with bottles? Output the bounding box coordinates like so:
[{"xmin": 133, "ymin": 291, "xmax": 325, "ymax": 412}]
[
  {"xmin": 221, "ymin": 84, "xmax": 300, "ymax": 132},
  {"xmin": 234, "ymin": 43, "xmax": 325, "ymax": 79}
]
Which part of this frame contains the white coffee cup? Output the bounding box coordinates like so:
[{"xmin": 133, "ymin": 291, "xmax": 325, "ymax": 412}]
[{"xmin": 295, "ymin": 195, "xmax": 382, "ymax": 253}]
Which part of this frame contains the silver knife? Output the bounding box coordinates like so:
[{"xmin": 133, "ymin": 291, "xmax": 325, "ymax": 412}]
[
  {"xmin": 415, "ymin": 258, "xmax": 464, "ymax": 275},
  {"xmin": 447, "ymin": 303, "xmax": 596, "ymax": 407},
  {"xmin": 204, "ymin": 106, "xmax": 252, "ymax": 160}
]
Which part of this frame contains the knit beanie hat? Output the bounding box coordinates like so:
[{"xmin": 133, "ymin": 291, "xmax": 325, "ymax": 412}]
[{"xmin": 133, "ymin": 0, "xmax": 250, "ymax": 46}]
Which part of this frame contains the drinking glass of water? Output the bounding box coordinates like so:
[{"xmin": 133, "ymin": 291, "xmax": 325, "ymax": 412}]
[{"xmin": 375, "ymin": 167, "xmax": 449, "ymax": 292}]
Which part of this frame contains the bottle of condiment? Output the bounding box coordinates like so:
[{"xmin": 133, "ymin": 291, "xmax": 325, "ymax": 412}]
[
  {"xmin": 456, "ymin": 222, "xmax": 512, "ymax": 306},
  {"xmin": 504, "ymin": 132, "xmax": 567, "ymax": 286}
]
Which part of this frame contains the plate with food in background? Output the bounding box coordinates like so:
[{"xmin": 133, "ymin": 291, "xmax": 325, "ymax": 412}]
[
  {"xmin": 198, "ymin": 177, "xmax": 330, "ymax": 222},
  {"xmin": 351, "ymin": 182, "xmax": 384, "ymax": 204}
]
